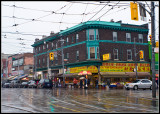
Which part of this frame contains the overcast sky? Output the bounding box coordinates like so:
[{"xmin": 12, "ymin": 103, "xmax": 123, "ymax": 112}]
[{"xmin": 1, "ymin": 1, "xmax": 159, "ymax": 54}]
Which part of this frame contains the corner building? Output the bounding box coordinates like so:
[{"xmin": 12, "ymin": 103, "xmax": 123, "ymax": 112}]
[{"xmin": 32, "ymin": 21, "xmax": 150, "ymax": 86}]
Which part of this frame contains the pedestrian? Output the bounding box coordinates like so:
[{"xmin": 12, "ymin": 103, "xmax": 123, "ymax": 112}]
[
  {"xmin": 95, "ymin": 78, "xmax": 98, "ymax": 89},
  {"xmin": 73, "ymin": 78, "xmax": 78, "ymax": 88},
  {"xmin": 84, "ymin": 78, "xmax": 88, "ymax": 89},
  {"xmin": 156, "ymin": 77, "xmax": 158, "ymax": 88},
  {"xmin": 107, "ymin": 79, "xmax": 110, "ymax": 87},
  {"xmin": 87, "ymin": 78, "xmax": 90, "ymax": 88},
  {"xmin": 80, "ymin": 79, "xmax": 83, "ymax": 88}
]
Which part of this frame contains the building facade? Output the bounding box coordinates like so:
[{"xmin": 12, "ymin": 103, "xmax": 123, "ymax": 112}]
[
  {"xmin": 10, "ymin": 53, "xmax": 34, "ymax": 77},
  {"xmin": 32, "ymin": 21, "xmax": 150, "ymax": 85}
]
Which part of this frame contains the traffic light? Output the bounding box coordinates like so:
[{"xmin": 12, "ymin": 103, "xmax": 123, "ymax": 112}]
[
  {"xmin": 139, "ymin": 50, "xmax": 143, "ymax": 59},
  {"xmin": 49, "ymin": 52, "xmax": 54, "ymax": 60},
  {"xmin": 156, "ymin": 41, "xmax": 159, "ymax": 47},
  {"xmin": 149, "ymin": 35, "xmax": 152, "ymax": 45},
  {"xmin": 130, "ymin": 2, "xmax": 139, "ymax": 21}
]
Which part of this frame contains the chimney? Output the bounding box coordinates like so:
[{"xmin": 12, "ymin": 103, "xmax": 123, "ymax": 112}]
[
  {"xmin": 35, "ymin": 38, "xmax": 39, "ymax": 42},
  {"xmin": 50, "ymin": 31, "xmax": 54, "ymax": 36},
  {"xmin": 42, "ymin": 35, "xmax": 47, "ymax": 38},
  {"xmin": 117, "ymin": 20, "xmax": 122, "ymax": 23},
  {"xmin": 110, "ymin": 19, "xmax": 114, "ymax": 22}
]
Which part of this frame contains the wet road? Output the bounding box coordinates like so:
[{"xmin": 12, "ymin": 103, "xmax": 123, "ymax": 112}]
[{"xmin": 1, "ymin": 87, "xmax": 159, "ymax": 113}]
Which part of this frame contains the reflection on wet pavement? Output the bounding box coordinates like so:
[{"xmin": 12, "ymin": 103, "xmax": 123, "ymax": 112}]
[{"xmin": 1, "ymin": 88, "xmax": 159, "ymax": 113}]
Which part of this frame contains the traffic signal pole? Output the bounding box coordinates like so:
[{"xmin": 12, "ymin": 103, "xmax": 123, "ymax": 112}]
[
  {"xmin": 151, "ymin": 1, "xmax": 156, "ymax": 99},
  {"xmin": 135, "ymin": 1, "xmax": 156, "ymax": 99}
]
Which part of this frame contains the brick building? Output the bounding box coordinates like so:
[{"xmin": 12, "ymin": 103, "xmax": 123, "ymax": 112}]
[
  {"xmin": 10, "ymin": 53, "xmax": 34, "ymax": 77},
  {"xmin": 32, "ymin": 21, "xmax": 150, "ymax": 85}
]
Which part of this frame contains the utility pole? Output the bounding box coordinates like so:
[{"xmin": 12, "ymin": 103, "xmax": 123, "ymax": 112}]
[
  {"xmin": 6, "ymin": 57, "xmax": 8, "ymax": 79},
  {"xmin": 135, "ymin": 1, "xmax": 156, "ymax": 99},
  {"xmin": 47, "ymin": 50, "xmax": 50, "ymax": 79},
  {"xmin": 18, "ymin": 53, "xmax": 20, "ymax": 78},
  {"xmin": 34, "ymin": 48, "xmax": 37, "ymax": 80},
  {"xmin": 134, "ymin": 37, "xmax": 138, "ymax": 79},
  {"xmin": 151, "ymin": 1, "xmax": 156, "ymax": 99},
  {"xmin": 60, "ymin": 39, "xmax": 65, "ymax": 87}
]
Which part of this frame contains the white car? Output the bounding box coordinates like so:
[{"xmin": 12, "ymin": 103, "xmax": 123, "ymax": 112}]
[{"xmin": 125, "ymin": 79, "xmax": 153, "ymax": 90}]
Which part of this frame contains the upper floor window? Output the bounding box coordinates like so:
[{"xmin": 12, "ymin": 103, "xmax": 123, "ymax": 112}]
[
  {"xmin": 89, "ymin": 29, "xmax": 94, "ymax": 40},
  {"xmin": 96, "ymin": 47, "xmax": 99, "ymax": 59},
  {"xmin": 90, "ymin": 47, "xmax": 95, "ymax": 59},
  {"xmin": 52, "ymin": 42, "xmax": 53, "ymax": 47},
  {"xmin": 43, "ymin": 45, "xmax": 45, "ymax": 50},
  {"xmin": 138, "ymin": 34, "xmax": 143, "ymax": 43},
  {"xmin": 96, "ymin": 29, "xmax": 99, "ymax": 40},
  {"xmin": 46, "ymin": 43, "xmax": 48, "ymax": 49},
  {"xmin": 126, "ymin": 33, "xmax": 131, "ymax": 42},
  {"xmin": 127, "ymin": 49, "xmax": 132, "ymax": 60},
  {"xmin": 72, "ymin": 36, "xmax": 74, "ymax": 43},
  {"xmin": 76, "ymin": 34, "xmax": 79, "ymax": 43},
  {"xmin": 39, "ymin": 47, "xmax": 41, "ymax": 52},
  {"xmin": 56, "ymin": 43, "xmax": 57, "ymax": 49},
  {"xmin": 76, "ymin": 51, "xmax": 79, "ymax": 60},
  {"xmin": 114, "ymin": 49, "xmax": 118, "ymax": 60},
  {"xmin": 113, "ymin": 32, "xmax": 117, "ymax": 41},
  {"xmin": 66, "ymin": 37, "xmax": 69, "ymax": 45},
  {"xmin": 39, "ymin": 58, "xmax": 41, "ymax": 65}
]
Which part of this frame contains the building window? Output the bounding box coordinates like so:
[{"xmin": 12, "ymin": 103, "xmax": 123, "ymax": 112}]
[
  {"xmin": 126, "ymin": 33, "xmax": 131, "ymax": 42},
  {"xmin": 76, "ymin": 51, "xmax": 79, "ymax": 60},
  {"xmin": 46, "ymin": 44, "xmax": 48, "ymax": 49},
  {"xmin": 56, "ymin": 43, "xmax": 57, "ymax": 49},
  {"xmin": 43, "ymin": 58, "xmax": 45, "ymax": 64},
  {"xmin": 113, "ymin": 49, "xmax": 118, "ymax": 60},
  {"xmin": 65, "ymin": 53, "xmax": 69, "ymax": 59},
  {"xmin": 39, "ymin": 58, "xmax": 41, "ymax": 65},
  {"xmin": 52, "ymin": 42, "xmax": 53, "ymax": 47},
  {"xmin": 76, "ymin": 34, "xmax": 79, "ymax": 43},
  {"xmin": 89, "ymin": 29, "xmax": 94, "ymax": 40},
  {"xmin": 55, "ymin": 56, "xmax": 58, "ymax": 65},
  {"xmin": 96, "ymin": 47, "xmax": 99, "ymax": 59},
  {"xmin": 66, "ymin": 37, "xmax": 69, "ymax": 45},
  {"xmin": 138, "ymin": 34, "xmax": 143, "ymax": 43},
  {"xmin": 90, "ymin": 47, "xmax": 95, "ymax": 59},
  {"xmin": 113, "ymin": 32, "xmax": 117, "ymax": 41},
  {"xmin": 43, "ymin": 45, "xmax": 45, "ymax": 50},
  {"xmin": 96, "ymin": 29, "xmax": 99, "ymax": 40},
  {"xmin": 39, "ymin": 47, "xmax": 41, "ymax": 52},
  {"xmin": 127, "ymin": 49, "xmax": 132, "ymax": 60},
  {"xmin": 72, "ymin": 36, "xmax": 74, "ymax": 43}
]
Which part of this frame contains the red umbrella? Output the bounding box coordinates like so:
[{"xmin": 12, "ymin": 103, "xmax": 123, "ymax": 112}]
[{"xmin": 78, "ymin": 71, "xmax": 92, "ymax": 76}]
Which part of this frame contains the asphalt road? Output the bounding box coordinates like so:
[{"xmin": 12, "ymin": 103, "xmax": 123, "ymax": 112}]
[{"xmin": 1, "ymin": 87, "xmax": 159, "ymax": 113}]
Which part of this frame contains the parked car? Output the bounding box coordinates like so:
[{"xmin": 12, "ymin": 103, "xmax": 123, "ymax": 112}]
[
  {"xmin": 28, "ymin": 81, "xmax": 37, "ymax": 88},
  {"xmin": 37, "ymin": 79, "xmax": 53, "ymax": 88},
  {"xmin": 2, "ymin": 80, "xmax": 11, "ymax": 88},
  {"xmin": 20, "ymin": 82, "xmax": 29, "ymax": 88},
  {"xmin": 125, "ymin": 79, "xmax": 153, "ymax": 90},
  {"xmin": 3, "ymin": 82, "xmax": 11, "ymax": 88}
]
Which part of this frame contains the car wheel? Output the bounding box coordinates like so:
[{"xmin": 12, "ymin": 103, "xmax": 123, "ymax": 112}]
[
  {"xmin": 150, "ymin": 85, "xmax": 152, "ymax": 90},
  {"xmin": 133, "ymin": 85, "xmax": 138, "ymax": 90}
]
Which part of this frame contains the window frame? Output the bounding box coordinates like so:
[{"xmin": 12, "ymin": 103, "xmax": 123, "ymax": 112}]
[
  {"xmin": 127, "ymin": 49, "xmax": 132, "ymax": 60},
  {"xmin": 113, "ymin": 48, "xmax": 118, "ymax": 60},
  {"xmin": 113, "ymin": 32, "xmax": 117, "ymax": 41},
  {"xmin": 126, "ymin": 33, "xmax": 131, "ymax": 42},
  {"xmin": 138, "ymin": 34, "xmax": 143, "ymax": 43},
  {"xmin": 89, "ymin": 47, "xmax": 95, "ymax": 59},
  {"xmin": 76, "ymin": 50, "xmax": 79, "ymax": 60}
]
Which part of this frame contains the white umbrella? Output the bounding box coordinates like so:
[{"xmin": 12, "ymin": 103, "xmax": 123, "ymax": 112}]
[{"xmin": 79, "ymin": 77, "xmax": 85, "ymax": 80}]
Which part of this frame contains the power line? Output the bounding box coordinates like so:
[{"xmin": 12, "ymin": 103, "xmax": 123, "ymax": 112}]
[
  {"xmin": 2, "ymin": 31, "xmax": 43, "ymax": 36},
  {"xmin": 87, "ymin": 2, "xmax": 109, "ymax": 21},
  {"xmin": 96, "ymin": 1, "xmax": 120, "ymax": 21}
]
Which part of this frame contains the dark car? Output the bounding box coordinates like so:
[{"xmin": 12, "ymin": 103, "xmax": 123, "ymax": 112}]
[
  {"xmin": 20, "ymin": 82, "xmax": 29, "ymax": 88},
  {"xmin": 37, "ymin": 79, "xmax": 53, "ymax": 88}
]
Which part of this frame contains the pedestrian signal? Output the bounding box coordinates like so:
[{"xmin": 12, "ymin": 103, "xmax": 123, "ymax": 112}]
[
  {"xmin": 139, "ymin": 50, "xmax": 143, "ymax": 60},
  {"xmin": 49, "ymin": 52, "xmax": 54, "ymax": 60},
  {"xmin": 130, "ymin": 2, "xmax": 139, "ymax": 21}
]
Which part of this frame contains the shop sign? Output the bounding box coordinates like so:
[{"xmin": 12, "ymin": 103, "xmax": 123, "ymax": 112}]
[
  {"xmin": 103, "ymin": 53, "xmax": 110, "ymax": 61},
  {"xmin": 70, "ymin": 66, "xmax": 87, "ymax": 73},
  {"xmin": 87, "ymin": 66, "xmax": 98, "ymax": 73},
  {"xmin": 101, "ymin": 63, "xmax": 150, "ymax": 72}
]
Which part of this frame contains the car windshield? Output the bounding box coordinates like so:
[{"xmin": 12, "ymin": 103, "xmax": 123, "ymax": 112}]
[
  {"xmin": 22, "ymin": 82, "xmax": 28, "ymax": 84},
  {"xmin": 132, "ymin": 80, "xmax": 140, "ymax": 83}
]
